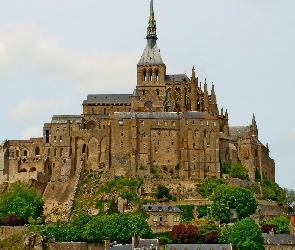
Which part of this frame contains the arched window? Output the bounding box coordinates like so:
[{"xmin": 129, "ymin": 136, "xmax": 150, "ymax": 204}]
[
  {"xmin": 149, "ymin": 70, "xmax": 153, "ymax": 81},
  {"xmin": 23, "ymin": 150, "xmax": 27, "ymax": 157},
  {"xmin": 142, "ymin": 89, "xmax": 145, "ymax": 95},
  {"xmin": 35, "ymin": 146, "xmax": 40, "ymax": 156},
  {"xmin": 156, "ymin": 70, "xmax": 159, "ymax": 81},
  {"xmin": 156, "ymin": 89, "xmax": 159, "ymax": 95},
  {"xmin": 143, "ymin": 71, "xmax": 147, "ymax": 81}
]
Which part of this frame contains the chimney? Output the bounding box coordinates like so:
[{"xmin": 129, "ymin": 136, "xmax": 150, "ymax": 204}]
[
  {"xmin": 104, "ymin": 240, "xmax": 110, "ymax": 250},
  {"xmin": 132, "ymin": 236, "xmax": 139, "ymax": 250}
]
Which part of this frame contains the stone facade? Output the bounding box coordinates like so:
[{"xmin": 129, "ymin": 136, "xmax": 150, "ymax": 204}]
[{"xmin": 0, "ymin": 0, "xmax": 275, "ymax": 219}]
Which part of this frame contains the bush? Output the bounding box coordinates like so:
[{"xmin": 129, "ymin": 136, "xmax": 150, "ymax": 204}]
[
  {"xmin": 1, "ymin": 214, "xmax": 21, "ymax": 226},
  {"xmin": 204, "ymin": 231, "xmax": 219, "ymax": 244},
  {"xmin": 170, "ymin": 224, "xmax": 199, "ymax": 243},
  {"xmin": 177, "ymin": 204, "xmax": 194, "ymax": 223},
  {"xmin": 155, "ymin": 185, "xmax": 171, "ymax": 200}
]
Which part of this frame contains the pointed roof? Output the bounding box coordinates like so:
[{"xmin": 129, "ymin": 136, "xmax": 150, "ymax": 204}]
[{"xmin": 138, "ymin": 0, "xmax": 164, "ymax": 66}]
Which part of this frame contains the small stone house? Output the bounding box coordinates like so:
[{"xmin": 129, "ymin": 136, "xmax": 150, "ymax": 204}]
[{"xmin": 143, "ymin": 205, "xmax": 182, "ymax": 232}]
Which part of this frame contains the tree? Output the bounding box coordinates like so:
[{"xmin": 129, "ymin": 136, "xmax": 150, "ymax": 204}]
[
  {"xmin": 220, "ymin": 218, "xmax": 264, "ymax": 250},
  {"xmin": 170, "ymin": 224, "xmax": 199, "ymax": 243},
  {"xmin": 196, "ymin": 205, "xmax": 208, "ymax": 218},
  {"xmin": 0, "ymin": 182, "xmax": 44, "ymax": 224},
  {"xmin": 268, "ymin": 214, "xmax": 290, "ymax": 234},
  {"xmin": 210, "ymin": 185, "xmax": 257, "ymax": 223},
  {"xmin": 284, "ymin": 188, "xmax": 295, "ymax": 207},
  {"xmin": 155, "ymin": 184, "xmax": 171, "ymax": 200},
  {"xmin": 229, "ymin": 163, "xmax": 248, "ymax": 180},
  {"xmin": 191, "ymin": 218, "xmax": 219, "ymax": 239},
  {"xmin": 176, "ymin": 204, "xmax": 194, "ymax": 224},
  {"xmin": 261, "ymin": 179, "xmax": 284, "ymax": 202},
  {"xmin": 196, "ymin": 177, "xmax": 224, "ymax": 198},
  {"xmin": 204, "ymin": 231, "xmax": 219, "ymax": 244}
]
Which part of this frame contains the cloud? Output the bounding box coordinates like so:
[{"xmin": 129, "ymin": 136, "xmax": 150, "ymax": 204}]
[
  {"xmin": 0, "ymin": 22, "xmax": 141, "ymax": 94},
  {"xmin": 8, "ymin": 99, "xmax": 56, "ymax": 122},
  {"xmin": 20, "ymin": 126, "xmax": 43, "ymax": 140}
]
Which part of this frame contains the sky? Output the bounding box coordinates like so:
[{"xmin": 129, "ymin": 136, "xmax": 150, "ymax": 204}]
[{"xmin": 0, "ymin": 0, "xmax": 294, "ymax": 189}]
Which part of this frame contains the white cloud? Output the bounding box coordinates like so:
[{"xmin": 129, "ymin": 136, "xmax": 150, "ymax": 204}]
[
  {"xmin": 21, "ymin": 126, "xmax": 43, "ymax": 140},
  {"xmin": 8, "ymin": 99, "xmax": 56, "ymax": 122},
  {"xmin": 0, "ymin": 22, "xmax": 141, "ymax": 95}
]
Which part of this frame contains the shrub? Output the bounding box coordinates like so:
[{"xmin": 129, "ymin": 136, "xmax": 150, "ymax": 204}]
[{"xmin": 1, "ymin": 214, "xmax": 21, "ymax": 226}]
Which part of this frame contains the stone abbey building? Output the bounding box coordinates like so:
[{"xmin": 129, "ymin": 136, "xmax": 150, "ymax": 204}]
[{"xmin": 0, "ymin": 1, "xmax": 275, "ymax": 190}]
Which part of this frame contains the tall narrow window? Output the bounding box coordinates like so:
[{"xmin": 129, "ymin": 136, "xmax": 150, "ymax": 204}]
[
  {"xmin": 103, "ymin": 108, "xmax": 106, "ymax": 115},
  {"xmin": 149, "ymin": 70, "xmax": 152, "ymax": 81},
  {"xmin": 35, "ymin": 146, "xmax": 40, "ymax": 156},
  {"xmin": 156, "ymin": 70, "xmax": 159, "ymax": 81},
  {"xmin": 60, "ymin": 148, "xmax": 63, "ymax": 157},
  {"xmin": 23, "ymin": 150, "xmax": 27, "ymax": 157},
  {"xmin": 82, "ymin": 144, "xmax": 86, "ymax": 154},
  {"xmin": 156, "ymin": 89, "xmax": 159, "ymax": 95},
  {"xmin": 143, "ymin": 71, "xmax": 147, "ymax": 81},
  {"xmin": 45, "ymin": 130, "xmax": 50, "ymax": 143},
  {"xmin": 142, "ymin": 89, "xmax": 145, "ymax": 95}
]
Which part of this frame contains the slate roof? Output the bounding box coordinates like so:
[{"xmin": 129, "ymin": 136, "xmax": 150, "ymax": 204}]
[
  {"xmin": 166, "ymin": 244, "xmax": 232, "ymax": 250},
  {"xmin": 113, "ymin": 112, "xmax": 214, "ymax": 120},
  {"xmin": 262, "ymin": 233, "xmax": 295, "ymax": 245},
  {"xmin": 51, "ymin": 115, "xmax": 82, "ymax": 124},
  {"xmin": 135, "ymin": 239, "xmax": 158, "ymax": 250},
  {"xmin": 229, "ymin": 126, "xmax": 249, "ymax": 137},
  {"xmin": 138, "ymin": 43, "xmax": 164, "ymax": 66},
  {"xmin": 143, "ymin": 205, "xmax": 182, "ymax": 213},
  {"xmin": 165, "ymin": 74, "xmax": 190, "ymax": 82},
  {"xmin": 83, "ymin": 94, "xmax": 132, "ymax": 104},
  {"xmin": 109, "ymin": 245, "xmax": 131, "ymax": 250}
]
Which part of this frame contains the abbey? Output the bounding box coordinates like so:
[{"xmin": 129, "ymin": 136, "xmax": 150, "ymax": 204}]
[{"xmin": 0, "ymin": 1, "xmax": 274, "ymax": 189}]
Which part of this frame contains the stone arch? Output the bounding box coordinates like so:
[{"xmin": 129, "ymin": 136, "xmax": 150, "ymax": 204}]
[
  {"xmin": 76, "ymin": 138, "xmax": 86, "ymax": 163},
  {"xmin": 85, "ymin": 120, "xmax": 97, "ymax": 130},
  {"xmin": 29, "ymin": 167, "xmax": 36, "ymax": 172},
  {"xmin": 23, "ymin": 149, "xmax": 28, "ymax": 157},
  {"xmin": 19, "ymin": 168, "xmax": 27, "ymax": 173}
]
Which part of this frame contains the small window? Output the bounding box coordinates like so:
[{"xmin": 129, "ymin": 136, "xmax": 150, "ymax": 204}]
[
  {"xmin": 23, "ymin": 150, "xmax": 27, "ymax": 157},
  {"xmin": 121, "ymin": 131, "xmax": 124, "ymax": 137},
  {"xmin": 143, "ymin": 71, "xmax": 147, "ymax": 81},
  {"xmin": 59, "ymin": 136, "xmax": 62, "ymax": 142},
  {"xmin": 56, "ymin": 127, "xmax": 59, "ymax": 133},
  {"xmin": 156, "ymin": 89, "xmax": 159, "ymax": 95},
  {"xmin": 149, "ymin": 70, "xmax": 152, "ymax": 81},
  {"xmin": 120, "ymin": 142, "xmax": 123, "ymax": 148},
  {"xmin": 192, "ymin": 120, "xmax": 195, "ymax": 125},
  {"xmin": 119, "ymin": 120, "xmax": 124, "ymax": 126},
  {"xmin": 153, "ymin": 216, "xmax": 157, "ymax": 222},
  {"xmin": 206, "ymin": 120, "xmax": 209, "ymax": 126},
  {"xmin": 158, "ymin": 206, "xmax": 163, "ymax": 211},
  {"xmin": 35, "ymin": 147, "xmax": 40, "ymax": 156},
  {"xmin": 142, "ymin": 89, "xmax": 145, "ymax": 95},
  {"xmin": 60, "ymin": 148, "xmax": 63, "ymax": 157},
  {"xmin": 172, "ymin": 121, "xmax": 175, "ymax": 126},
  {"xmin": 163, "ymin": 216, "xmax": 167, "ymax": 222},
  {"xmin": 185, "ymin": 120, "xmax": 188, "ymax": 125},
  {"xmin": 213, "ymin": 121, "xmax": 217, "ymax": 126},
  {"xmin": 200, "ymin": 120, "xmax": 203, "ymax": 125},
  {"xmin": 140, "ymin": 120, "xmax": 144, "ymax": 125},
  {"xmin": 54, "ymin": 148, "xmax": 57, "ymax": 157},
  {"xmin": 143, "ymin": 144, "xmax": 146, "ymax": 150},
  {"xmin": 54, "ymin": 136, "xmax": 56, "ymax": 142},
  {"xmin": 156, "ymin": 70, "xmax": 159, "ymax": 81},
  {"xmin": 164, "ymin": 121, "xmax": 167, "ymax": 126},
  {"xmin": 103, "ymin": 108, "xmax": 106, "ymax": 115},
  {"xmin": 193, "ymin": 142, "xmax": 196, "ymax": 148},
  {"xmin": 155, "ymin": 121, "xmax": 159, "ymax": 126},
  {"xmin": 171, "ymin": 140, "xmax": 174, "ymax": 145}
]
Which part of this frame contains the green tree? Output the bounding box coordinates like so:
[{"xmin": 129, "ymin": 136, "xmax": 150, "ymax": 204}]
[
  {"xmin": 229, "ymin": 163, "xmax": 248, "ymax": 180},
  {"xmin": 176, "ymin": 204, "xmax": 194, "ymax": 224},
  {"xmin": 261, "ymin": 179, "xmax": 284, "ymax": 202},
  {"xmin": 268, "ymin": 214, "xmax": 290, "ymax": 234},
  {"xmin": 0, "ymin": 182, "xmax": 44, "ymax": 224},
  {"xmin": 191, "ymin": 218, "xmax": 219, "ymax": 240},
  {"xmin": 211, "ymin": 185, "xmax": 257, "ymax": 223},
  {"xmin": 155, "ymin": 184, "xmax": 171, "ymax": 200},
  {"xmin": 196, "ymin": 178, "xmax": 224, "ymax": 198},
  {"xmin": 219, "ymin": 218, "xmax": 264, "ymax": 250},
  {"xmin": 284, "ymin": 188, "xmax": 295, "ymax": 207}
]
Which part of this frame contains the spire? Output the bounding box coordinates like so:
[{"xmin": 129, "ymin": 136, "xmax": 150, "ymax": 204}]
[{"xmin": 146, "ymin": 0, "xmax": 157, "ymax": 47}]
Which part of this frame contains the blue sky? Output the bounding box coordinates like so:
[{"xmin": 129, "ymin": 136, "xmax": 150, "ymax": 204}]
[{"xmin": 0, "ymin": 0, "xmax": 294, "ymax": 189}]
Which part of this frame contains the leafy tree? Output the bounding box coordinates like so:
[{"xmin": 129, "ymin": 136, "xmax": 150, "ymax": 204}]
[
  {"xmin": 176, "ymin": 204, "xmax": 194, "ymax": 223},
  {"xmin": 196, "ymin": 178, "xmax": 224, "ymax": 198},
  {"xmin": 284, "ymin": 188, "xmax": 295, "ymax": 207},
  {"xmin": 204, "ymin": 231, "xmax": 219, "ymax": 244},
  {"xmin": 83, "ymin": 213, "xmax": 152, "ymax": 243},
  {"xmin": 219, "ymin": 218, "xmax": 264, "ymax": 250},
  {"xmin": 211, "ymin": 185, "xmax": 257, "ymax": 223},
  {"xmin": 268, "ymin": 214, "xmax": 290, "ymax": 234},
  {"xmin": 229, "ymin": 163, "xmax": 249, "ymax": 180},
  {"xmin": 261, "ymin": 179, "xmax": 284, "ymax": 202},
  {"xmin": 155, "ymin": 184, "xmax": 171, "ymax": 200},
  {"xmin": 191, "ymin": 218, "xmax": 219, "ymax": 239},
  {"xmin": 196, "ymin": 205, "xmax": 208, "ymax": 218},
  {"xmin": 170, "ymin": 224, "xmax": 199, "ymax": 243},
  {"xmin": 0, "ymin": 182, "xmax": 44, "ymax": 224}
]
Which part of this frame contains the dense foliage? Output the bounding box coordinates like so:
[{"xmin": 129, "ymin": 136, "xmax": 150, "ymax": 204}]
[
  {"xmin": 155, "ymin": 185, "xmax": 171, "ymax": 200},
  {"xmin": 170, "ymin": 224, "xmax": 199, "ymax": 243},
  {"xmin": 1, "ymin": 214, "xmax": 21, "ymax": 226},
  {"xmin": 196, "ymin": 178, "xmax": 224, "ymax": 198},
  {"xmin": 219, "ymin": 218, "xmax": 264, "ymax": 250},
  {"xmin": 261, "ymin": 179, "xmax": 284, "ymax": 202},
  {"xmin": 210, "ymin": 184, "xmax": 257, "ymax": 223},
  {"xmin": 0, "ymin": 182, "xmax": 44, "ymax": 224},
  {"xmin": 176, "ymin": 204, "xmax": 194, "ymax": 224},
  {"xmin": 35, "ymin": 212, "xmax": 152, "ymax": 243},
  {"xmin": 191, "ymin": 218, "xmax": 219, "ymax": 240},
  {"xmin": 196, "ymin": 205, "xmax": 208, "ymax": 218},
  {"xmin": 204, "ymin": 231, "xmax": 219, "ymax": 244},
  {"xmin": 268, "ymin": 214, "xmax": 290, "ymax": 234},
  {"xmin": 222, "ymin": 163, "xmax": 249, "ymax": 180}
]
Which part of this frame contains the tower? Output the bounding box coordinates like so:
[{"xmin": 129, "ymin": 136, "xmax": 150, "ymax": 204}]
[{"xmin": 133, "ymin": 0, "xmax": 167, "ymax": 112}]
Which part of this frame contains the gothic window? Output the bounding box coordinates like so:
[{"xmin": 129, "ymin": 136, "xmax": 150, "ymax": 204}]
[
  {"xmin": 194, "ymin": 129, "xmax": 198, "ymax": 137},
  {"xmin": 54, "ymin": 148, "xmax": 57, "ymax": 157},
  {"xmin": 23, "ymin": 150, "xmax": 27, "ymax": 157},
  {"xmin": 59, "ymin": 136, "xmax": 62, "ymax": 142},
  {"xmin": 206, "ymin": 120, "xmax": 209, "ymax": 126},
  {"xmin": 82, "ymin": 144, "xmax": 86, "ymax": 154},
  {"xmin": 54, "ymin": 136, "xmax": 56, "ymax": 142},
  {"xmin": 142, "ymin": 89, "xmax": 145, "ymax": 95},
  {"xmin": 140, "ymin": 120, "xmax": 144, "ymax": 125},
  {"xmin": 60, "ymin": 148, "xmax": 63, "ymax": 157},
  {"xmin": 149, "ymin": 70, "xmax": 152, "ymax": 81},
  {"xmin": 103, "ymin": 108, "xmax": 106, "ymax": 115},
  {"xmin": 172, "ymin": 121, "xmax": 175, "ymax": 126},
  {"xmin": 156, "ymin": 70, "xmax": 159, "ymax": 81},
  {"xmin": 166, "ymin": 91, "xmax": 171, "ymax": 106},
  {"xmin": 143, "ymin": 71, "xmax": 147, "ymax": 81},
  {"xmin": 35, "ymin": 146, "xmax": 40, "ymax": 156},
  {"xmin": 156, "ymin": 89, "xmax": 159, "ymax": 95},
  {"xmin": 192, "ymin": 120, "xmax": 195, "ymax": 125}
]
